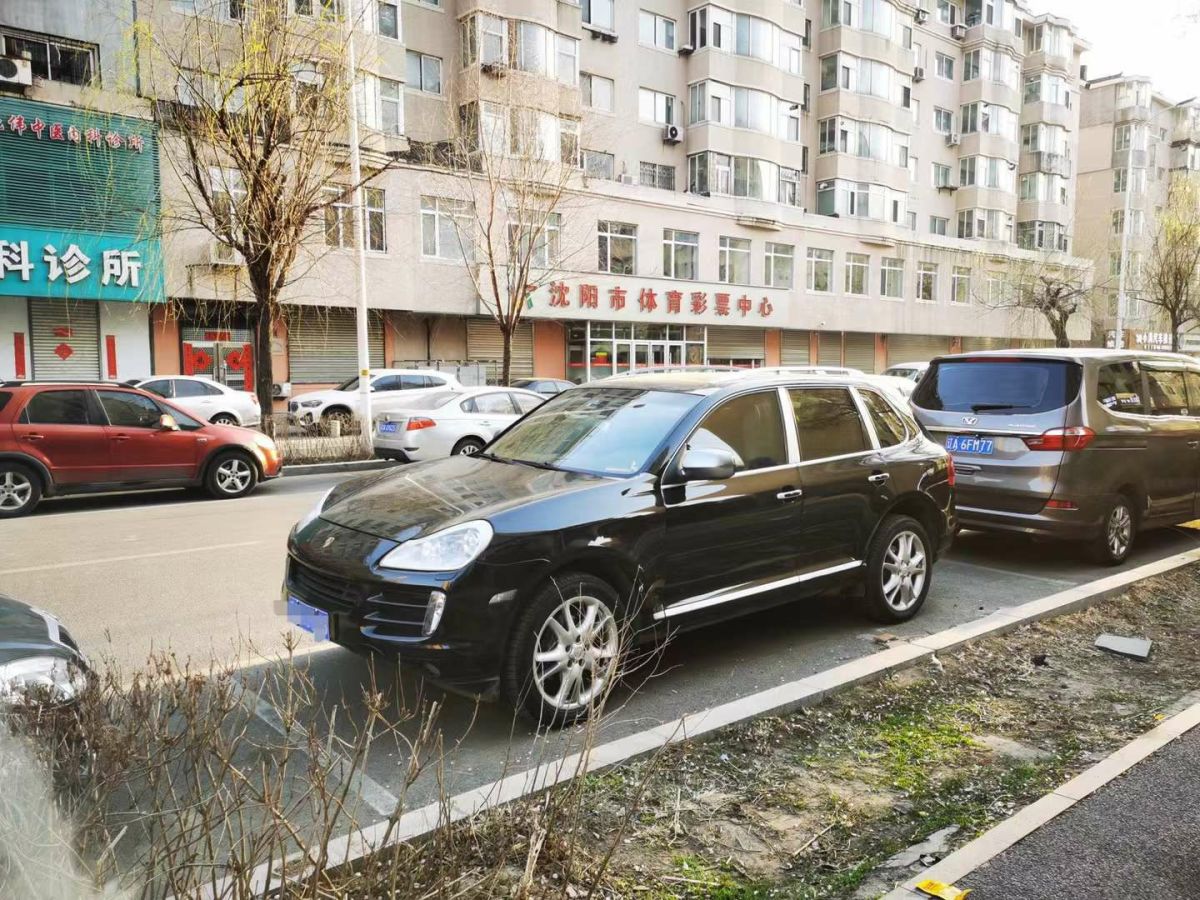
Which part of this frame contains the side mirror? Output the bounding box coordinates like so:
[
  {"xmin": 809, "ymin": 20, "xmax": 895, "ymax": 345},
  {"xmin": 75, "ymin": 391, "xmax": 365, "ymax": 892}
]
[
  {"xmin": 678, "ymin": 446, "xmax": 742, "ymax": 482},
  {"xmin": 159, "ymin": 414, "xmax": 180, "ymax": 431}
]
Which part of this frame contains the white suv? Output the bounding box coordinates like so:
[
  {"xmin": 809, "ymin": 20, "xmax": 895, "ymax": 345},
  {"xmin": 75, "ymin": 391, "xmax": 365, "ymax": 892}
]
[
  {"xmin": 135, "ymin": 376, "xmax": 261, "ymax": 427},
  {"xmin": 288, "ymin": 369, "xmax": 461, "ymax": 428}
]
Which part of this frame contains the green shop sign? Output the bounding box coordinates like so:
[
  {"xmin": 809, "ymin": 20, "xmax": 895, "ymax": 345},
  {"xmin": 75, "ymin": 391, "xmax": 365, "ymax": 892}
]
[{"xmin": 0, "ymin": 96, "xmax": 162, "ymax": 303}]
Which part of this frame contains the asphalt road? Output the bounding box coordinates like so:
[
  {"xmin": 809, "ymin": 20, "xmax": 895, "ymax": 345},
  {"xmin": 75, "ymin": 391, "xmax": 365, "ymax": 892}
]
[
  {"xmin": 962, "ymin": 727, "xmax": 1200, "ymax": 899},
  {"xmin": 3, "ymin": 472, "xmax": 1199, "ymax": 813}
]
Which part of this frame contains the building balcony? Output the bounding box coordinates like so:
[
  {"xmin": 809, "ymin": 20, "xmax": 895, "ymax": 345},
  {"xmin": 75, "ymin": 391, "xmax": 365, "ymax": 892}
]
[
  {"xmin": 815, "ymin": 90, "xmax": 913, "ymax": 137},
  {"xmin": 1022, "ymin": 49, "xmax": 1072, "ymax": 76},
  {"xmin": 818, "ymin": 25, "xmax": 916, "ymax": 77},
  {"xmin": 1021, "ymin": 150, "xmax": 1072, "ymax": 177},
  {"xmin": 960, "ymin": 79, "xmax": 1023, "ymax": 116},
  {"xmin": 1023, "ymin": 100, "xmax": 1075, "ymax": 130},
  {"xmin": 812, "ymin": 154, "xmax": 911, "ymax": 194},
  {"xmin": 1017, "ymin": 199, "xmax": 1071, "ymax": 224},
  {"xmin": 963, "ymin": 22, "xmax": 1024, "ymax": 56}
]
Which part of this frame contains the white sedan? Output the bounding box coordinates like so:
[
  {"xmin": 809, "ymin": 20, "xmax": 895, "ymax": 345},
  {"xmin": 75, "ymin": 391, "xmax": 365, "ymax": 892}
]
[
  {"xmin": 373, "ymin": 387, "xmax": 545, "ymax": 461},
  {"xmin": 135, "ymin": 375, "xmax": 261, "ymax": 426}
]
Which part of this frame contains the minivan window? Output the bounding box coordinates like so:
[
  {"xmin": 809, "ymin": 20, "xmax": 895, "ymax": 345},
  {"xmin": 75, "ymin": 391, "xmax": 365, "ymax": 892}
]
[
  {"xmin": 689, "ymin": 391, "xmax": 788, "ymax": 471},
  {"xmin": 1145, "ymin": 367, "xmax": 1190, "ymax": 416},
  {"xmin": 790, "ymin": 388, "xmax": 870, "ymax": 459},
  {"xmin": 487, "ymin": 387, "xmax": 697, "ymax": 476},
  {"xmin": 23, "ymin": 390, "xmax": 90, "ymax": 425},
  {"xmin": 1097, "ymin": 362, "xmax": 1145, "ymax": 414},
  {"xmin": 913, "ymin": 359, "xmax": 1081, "ymax": 414},
  {"xmin": 861, "ymin": 390, "xmax": 908, "ymax": 447}
]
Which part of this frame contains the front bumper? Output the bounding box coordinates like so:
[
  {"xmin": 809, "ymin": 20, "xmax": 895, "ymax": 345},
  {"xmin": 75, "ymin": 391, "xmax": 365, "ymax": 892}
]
[{"xmin": 956, "ymin": 495, "xmax": 1111, "ymax": 541}]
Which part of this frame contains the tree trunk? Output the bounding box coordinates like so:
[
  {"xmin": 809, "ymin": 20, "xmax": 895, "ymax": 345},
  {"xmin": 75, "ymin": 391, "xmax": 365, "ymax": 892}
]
[
  {"xmin": 254, "ymin": 299, "xmax": 276, "ymax": 427},
  {"xmin": 1051, "ymin": 318, "xmax": 1071, "ymax": 348},
  {"xmin": 1170, "ymin": 312, "xmax": 1182, "ymax": 352},
  {"xmin": 500, "ymin": 324, "xmax": 512, "ymax": 386}
]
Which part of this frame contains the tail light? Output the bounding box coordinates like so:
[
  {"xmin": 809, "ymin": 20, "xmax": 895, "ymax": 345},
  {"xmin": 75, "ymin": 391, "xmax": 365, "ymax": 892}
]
[
  {"xmin": 945, "ymin": 454, "xmax": 956, "ymax": 487},
  {"xmin": 406, "ymin": 417, "xmax": 437, "ymax": 431},
  {"xmin": 1023, "ymin": 426, "xmax": 1095, "ymax": 452}
]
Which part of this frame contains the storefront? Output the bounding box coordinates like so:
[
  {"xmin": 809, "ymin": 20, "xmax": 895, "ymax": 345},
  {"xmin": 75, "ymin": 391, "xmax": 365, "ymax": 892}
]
[{"xmin": 0, "ymin": 96, "xmax": 161, "ymax": 381}]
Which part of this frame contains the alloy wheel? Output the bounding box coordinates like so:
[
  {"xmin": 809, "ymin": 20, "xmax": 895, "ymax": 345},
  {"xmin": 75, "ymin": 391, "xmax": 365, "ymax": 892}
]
[
  {"xmin": 212, "ymin": 414, "xmax": 238, "ymax": 426},
  {"xmin": 0, "ymin": 471, "xmax": 33, "ymax": 511},
  {"xmin": 457, "ymin": 443, "xmax": 481, "ymax": 456},
  {"xmin": 1107, "ymin": 504, "xmax": 1133, "ymax": 558},
  {"xmin": 881, "ymin": 530, "xmax": 927, "ymax": 612},
  {"xmin": 215, "ymin": 458, "xmax": 253, "ymax": 494},
  {"xmin": 532, "ymin": 594, "xmax": 619, "ymax": 713}
]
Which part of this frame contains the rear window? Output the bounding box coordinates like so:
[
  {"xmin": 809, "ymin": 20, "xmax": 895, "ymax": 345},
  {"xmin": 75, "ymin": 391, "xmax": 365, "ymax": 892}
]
[
  {"xmin": 0, "ymin": 392, "xmax": 9, "ymax": 412},
  {"xmin": 913, "ymin": 359, "xmax": 1081, "ymax": 415}
]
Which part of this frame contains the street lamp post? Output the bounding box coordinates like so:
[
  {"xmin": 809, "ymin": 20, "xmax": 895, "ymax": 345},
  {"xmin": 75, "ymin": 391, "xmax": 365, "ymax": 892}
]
[{"xmin": 345, "ymin": 0, "xmax": 372, "ymax": 445}]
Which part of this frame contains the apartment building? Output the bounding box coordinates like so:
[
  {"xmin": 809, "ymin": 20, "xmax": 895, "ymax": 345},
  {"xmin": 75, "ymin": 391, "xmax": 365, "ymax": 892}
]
[
  {"xmin": 1076, "ymin": 74, "xmax": 1200, "ymax": 351},
  {"xmin": 0, "ymin": 0, "xmax": 1096, "ymax": 400}
]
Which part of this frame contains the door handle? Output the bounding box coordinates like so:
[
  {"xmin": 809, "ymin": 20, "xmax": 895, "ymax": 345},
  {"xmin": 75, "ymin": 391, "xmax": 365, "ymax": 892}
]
[
  {"xmin": 776, "ymin": 488, "xmax": 804, "ymax": 501},
  {"xmin": 111, "ymin": 433, "xmax": 131, "ymax": 442},
  {"xmin": 868, "ymin": 472, "xmax": 891, "ymax": 484},
  {"xmin": 21, "ymin": 433, "xmax": 44, "ymax": 441}
]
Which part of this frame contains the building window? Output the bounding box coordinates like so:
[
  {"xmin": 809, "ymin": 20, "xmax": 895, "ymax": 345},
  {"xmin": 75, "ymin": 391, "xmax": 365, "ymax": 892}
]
[
  {"xmin": 460, "ymin": 13, "xmax": 507, "ymax": 67},
  {"xmin": 638, "ymin": 88, "xmax": 676, "ymax": 125},
  {"xmin": 845, "ymin": 252, "xmax": 869, "ymax": 295},
  {"xmin": 934, "ymin": 107, "xmax": 954, "ymax": 134},
  {"xmin": 379, "ymin": 77, "xmax": 403, "ymax": 134},
  {"xmin": 324, "ymin": 187, "xmax": 353, "ymax": 248},
  {"xmin": 932, "ymin": 163, "xmax": 953, "ymax": 187},
  {"xmin": 930, "ymin": 216, "xmax": 948, "ymax": 236},
  {"xmin": 365, "ymin": 188, "xmax": 386, "ymax": 252},
  {"xmin": 640, "ymin": 162, "xmax": 677, "ymax": 191},
  {"xmin": 917, "ymin": 262, "xmax": 938, "ymax": 302},
  {"xmin": 0, "ymin": 29, "xmax": 98, "ymax": 86},
  {"xmin": 951, "ymin": 266, "xmax": 970, "ymax": 304},
  {"xmin": 719, "ymin": 236, "xmax": 751, "ymax": 285},
  {"xmin": 765, "ymin": 242, "xmax": 795, "ymax": 288},
  {"xmin": 935, "ymin": 52, "xmax": 955, "ymax": 80},
  {"xmin": 583, "ymin": 0, "xmax": 615, "ymax": 31},
  {"xmin": 584, "ymin": 150, "xmax": 615, "ymax": 179},
  {"xmin": 293, "ymin": 0, "xmax": 343, "ymax": 18},
  {"xmin": 806, "ymin": 248, "xmax": 833, "ymax": 293},
  {"xmin": 377, "ymin": 0, "xmax": 399, "ymax": 39},
  {"xmin": 663, "ymin": 229, "xmax": 699, "ymax": 279},
  {"xmin": 420, "ymin": 196, "xmax": 473, "ymax": 262},
  {"xmin": 639, "ymin": 11, "xmax": 677, "ymax": 50},
  {"xmin": 405, "ymin": 52, "xmax": 444, "ymax": 98},
  {"xmin": 598, "ymin": 221, "xmax": 637, "ymax": 274},
  {"xmin": 780, "ymin": 167, "xmax": 804, "ymax": 206},
  {"xmin": 936, "ymin": 0, "xmax": 958, "ymax": 25},
  {"xmin": 511, "ymin": 213, "xmax": 561, "ymax": 268},
  {"xmin": 581, "ymin": 73, "xmax": 615, "ymax": 112},
  {"xmin": 881, "ymin": 257, "xmax": 903, "ymax": 298}
]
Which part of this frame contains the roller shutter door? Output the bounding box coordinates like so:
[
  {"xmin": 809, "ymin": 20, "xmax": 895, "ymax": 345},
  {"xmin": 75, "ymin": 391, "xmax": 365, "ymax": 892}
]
[
  {"xmin": 286, "ymin": 308, "xmax": 384, "ymax": 383},
  {"xmin": 706, "ymin": 326, "xmax": 765, "ymax": 362},
  {"xmin": 466, "ymin": 318, "xmax": 534, "ymax": 381},
  {"xmin": 29, "ymin": 300, "xmax": 101, "ymax": 381},
  {"xmin": 780, "ymin": 330, "xmax": 811, "ymax": 365},
  {"xmin": 961, "ymin": 336, "xmax": 1010, "ymax": 352},
  {"xmin": 844, "ymin": 332, "xmax": 877, "ymax": 373},
  {"xmin": 817, "ymin": 332, "xmax": 842, "ymax": 366},
  {"xmin": 887, "ymin": 334, "xmax": 952, "ymax": 366}
]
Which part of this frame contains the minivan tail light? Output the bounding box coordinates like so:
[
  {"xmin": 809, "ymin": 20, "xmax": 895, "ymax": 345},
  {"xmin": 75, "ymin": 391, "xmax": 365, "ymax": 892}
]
[
  {"xmin": 1023, "ymin": 426, "xmax": 1095, "ymax": 451},
  {"xmin": 406, "ymin": 417, "xmax": 437, "ymax": 431}
]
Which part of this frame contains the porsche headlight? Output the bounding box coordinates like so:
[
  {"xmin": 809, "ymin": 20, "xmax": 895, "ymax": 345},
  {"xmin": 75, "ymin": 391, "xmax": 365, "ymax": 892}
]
[
  {"xmin": 295, "ymin": 487, "xmax": 335, "ymax": 534},
  {"xmin": 379, "ymin": 521, "xmax": 494, "ymax": 572},
  {"xmin": 0, "ymin": 655, "xmax": 82, "ymax": 703}
]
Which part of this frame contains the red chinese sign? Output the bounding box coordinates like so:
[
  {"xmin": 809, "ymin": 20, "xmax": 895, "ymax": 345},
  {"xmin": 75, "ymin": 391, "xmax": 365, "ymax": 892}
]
[
  {"xmin": 540, "ymin": 281, "xmax": 776, "ymax": 320},
  {"xmin": 2, "ymin": 114, "xmax": 146, "ymax": 153}
]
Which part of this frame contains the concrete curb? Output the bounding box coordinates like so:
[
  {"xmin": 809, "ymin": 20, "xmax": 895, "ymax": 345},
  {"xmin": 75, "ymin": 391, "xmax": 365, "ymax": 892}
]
[
  {"xmin": 881, "ymin": 698, "xmax": 1200, "ymax": 899},
  {"xmin": 280, "ymin": 459, "xmax": 396, "ymax": 477},
  {"xmin": 220, "ymin": 545, "xmax": 1200, "ymax": 899}
]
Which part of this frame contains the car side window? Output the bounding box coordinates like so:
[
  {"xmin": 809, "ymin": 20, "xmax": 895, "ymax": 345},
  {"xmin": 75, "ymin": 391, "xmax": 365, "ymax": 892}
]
[
  {"xmin": 1097, "ymin": 362, "xmax": 1146, "ymax": 414},
  {"xmin": 98, "ymin": 390, "xmax": 163, "ymax": 428},
  {"xmin": 1145, "ymin": 368, "xmax": 1190, "ymax": 416},
  {"xmin": 371, "ymin": 375, "xmax": 399, "ymax": 392},
  {"xmin": 789, "ymin": 388, "xmax": 870, "ymax": 460},
  {"xmin": 399, "ymin": 375, "xmax": 428, "ymax": 390},
  {"xmin": 474, "ymin": 393, "xmax": 518, "ymax": 415},
  {"xmin": 142, "ymin": 379, "xmax": 173, "ymax": 398},
  {"xmin": 428, "ymin": 376, "xmax": 447, "ymax": 388},
  {"xmin": 511, "ymin": 392, "xmax": 542, "ymax": 414},
  {"xmin": 690, "ymin": 391, "xmax": 788, "ymax": 471},
  {"xmin": 860, "ymin": 390, "xmax": 907, "ymax": 448},
  {"xmin": 459, "ymin": 398, "xmax": 477, "ymax": 413},
  {"xmin": 174, "ymin": 380, "xmax": 221, "ymax": 398},
  {"xmin": 22, "ymin": 390, "xmax": 91, "ymax": 425},
  {"xmin": 1186, "ymin": 372, "xmax": 1200, "ymax": 417}
]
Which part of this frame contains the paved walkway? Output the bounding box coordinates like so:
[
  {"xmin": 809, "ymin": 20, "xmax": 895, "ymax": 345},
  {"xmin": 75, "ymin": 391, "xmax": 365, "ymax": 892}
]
[{"xmin": 960, "ymin": 727, "xmax": 1200, "ymax": 899}]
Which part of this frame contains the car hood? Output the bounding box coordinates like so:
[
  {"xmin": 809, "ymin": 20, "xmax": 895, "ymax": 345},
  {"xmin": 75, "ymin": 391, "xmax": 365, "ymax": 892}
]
[
  {"xmin": 318, "ymin": 455, "xmax": 613, "ymax": 543},
  {"xmin": 0, "ymin": 595, "xmax": 76, "ymax": 667}
]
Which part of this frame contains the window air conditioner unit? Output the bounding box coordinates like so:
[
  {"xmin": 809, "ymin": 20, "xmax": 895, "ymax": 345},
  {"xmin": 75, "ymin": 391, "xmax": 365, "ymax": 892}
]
[
  {"xmin": 273, "ymin": 382, "xmax": 292, "ymax": 400},
  {"xmin": 915, "ymin": 8, "xmax": 929, "ymax": 24},
  {"xmin": 0, "ymin": 57, "xmax": 33, "ymax": 87},
  {"xmin": 913, "ymin": 65, "xmax": 925, "ymax": 82},
  {"xmin": 209, "ymin": 240, "xmax": 243, "ymax": 267},
  {"xmin": 678, "ymin": 43, "xmax": 694, "ymax": 56},
  {"xmin": 618, "ymin": 173, "xmax": 637, "ymax": 185},
  {"xmin": 662, "ymin": 124, "xmax": 683, "ymax": 144},
  {"xmin": 951, "ymin": 23, "xmax": 967, "ymax": 40},
  {"xmin": 946, "ymin": 132, "xmax": 961, "ymax": 146}
]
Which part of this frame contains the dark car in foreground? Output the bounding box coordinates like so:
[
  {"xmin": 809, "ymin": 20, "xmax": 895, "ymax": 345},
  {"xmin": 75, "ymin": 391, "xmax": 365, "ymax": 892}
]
[
  {"xmin": 286, "ymin": 373, "xmax": 956, "ymax": 724},
  {"xmin": 0, "ymin": 594, "xmax": 86, "ymax": 704},
  {"xmin": 0, "ymin": 381, "xmax": 282, "ymax": 517},
  {"xmin": 911, "ymin": 349, "xmax": 1200, "ymax": 564}
]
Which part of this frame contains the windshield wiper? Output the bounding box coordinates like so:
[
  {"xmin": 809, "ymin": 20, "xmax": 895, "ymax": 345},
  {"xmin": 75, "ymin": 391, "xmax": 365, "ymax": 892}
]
[
  {"xmin": 477, "ymin": 451, "xmax": 508, "ymax": 463},
  {"xmin": 510, "ymin": 458, "xmax": 561, "ymax": 472},
  {"xmin": 970, "ymin": 403, "xmax": 1028, "ymax": 412}
]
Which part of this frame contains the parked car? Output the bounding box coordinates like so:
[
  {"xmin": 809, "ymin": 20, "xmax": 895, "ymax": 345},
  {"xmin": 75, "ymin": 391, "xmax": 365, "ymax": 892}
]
[
  {"xmin": 0, "ymin": 382, "xmax": 281, "ymax": 517},
  {"xmin": 133, "ymin": 375, "xmax": 261, "ymax": 427},
  {"xmin": 910, "ymin": 349, "xmax": 1200, "ymax": 565},
  {"xmin": 373, "ymin": 387, "xmax": 545, "ymax": 461},
  {"xmin": 510, "ymin": 378, "xmax": 575, "ymax": 397},
  {"xmin": 287, "ymin": 369, "xmax": 461, "ymax": 429},
  {"xmin": 286, "ymin": 372, "xmax": 955, "ymax": 724},
  {"xmin": 0, "ymin": 594, "xmax": 86, "ymax": 705},
  {"xmin": 753, "ymin": 367, "xmax": 916, "ymax": 400},
  {"xmin": 882, "ymin": 362, "xmax": 930, "ymax": 384}
]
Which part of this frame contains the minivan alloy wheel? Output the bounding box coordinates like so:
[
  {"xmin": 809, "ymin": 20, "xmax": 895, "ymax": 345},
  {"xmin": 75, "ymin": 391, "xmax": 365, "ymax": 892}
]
[
  {"xmin": 215, "ymin": 458, "xmax": 253, "ymax": 494},
  {"xmin": 0, "ymin": 471, "xmax": 32, "ymax": 511},
  {"xmin": 1107, "ymin": 504, "xmax": 1133, "ymax": 558},
  {"xmin": 532, "ymin": 594, "xmax": 619, "ymax": 712},
  {"xmin": 881, "ymin": 530, "xmax": 927, "ymax": 612}
]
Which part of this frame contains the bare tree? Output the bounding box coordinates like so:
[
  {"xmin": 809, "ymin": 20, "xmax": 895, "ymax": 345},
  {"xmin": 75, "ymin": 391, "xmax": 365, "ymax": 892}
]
[
  {"xmin": 139, "ymin": 0, "xmax": 394, "ymax": 410},
  {"xmin": 1144, "ymin": 174, "xmax": 1200, "ymax": 351}
]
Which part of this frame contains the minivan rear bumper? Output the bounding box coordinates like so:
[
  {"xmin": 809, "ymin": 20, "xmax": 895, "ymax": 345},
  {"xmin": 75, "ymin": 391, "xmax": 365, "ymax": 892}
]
[{"xmin": 957, "ymin": 495, "xmax": 1111, "ymax": 541}]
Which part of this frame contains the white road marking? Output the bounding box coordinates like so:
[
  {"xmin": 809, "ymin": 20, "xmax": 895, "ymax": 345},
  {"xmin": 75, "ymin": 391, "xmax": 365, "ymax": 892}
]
[
  {"xmin": 0, "ymin": 541, "xmax": 265, "ymax": 576},
  {"xmin": 943, "ymin": 558, "xmax": 1076, "ymax": 587}
]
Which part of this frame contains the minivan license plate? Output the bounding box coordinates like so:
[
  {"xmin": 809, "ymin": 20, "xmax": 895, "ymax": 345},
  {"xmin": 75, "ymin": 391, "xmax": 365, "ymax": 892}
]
[
  {"xmin": 946, "ymin": 435, "xmax": 995, "ymax": 455},
  {"xmin": 287, "ymin": 596, "xmax": 330, "ymax": 641}
]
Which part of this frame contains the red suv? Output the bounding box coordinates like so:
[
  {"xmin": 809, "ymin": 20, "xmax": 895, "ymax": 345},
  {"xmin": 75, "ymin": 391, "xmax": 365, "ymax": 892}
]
[{"xmin": 0, "ymin": 382, "xmax": 283, "ymax": 517}]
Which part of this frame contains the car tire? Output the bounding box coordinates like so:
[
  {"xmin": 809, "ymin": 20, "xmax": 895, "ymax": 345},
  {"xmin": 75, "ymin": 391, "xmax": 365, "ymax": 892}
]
[
  {"xmin": 1089, "ymin": 496, "xmax": 1136, "ymax": 566},
  {"xmin": 861, "ymin": 514, "xmax": 933, "ymax": 624},
  {"xmin": 322, "ymin": 408, "xmax": 353, "ymax": 435},
  {"xmin": 204, "ymin": 451, "xmax": 259, "ymax": 500},
  {"xmin": 0, "ymin": 462, "xmax": 41, "ymax": 518},
  {"xmin": 210, "ymin": 413, "xmax": 239, "ymax": 426},
  {"xmin": 452, "ymin": 437, "xmax": 486, "ymax": 456},
  {"xmin": 501, "ymin": 571, "xmax": 623, "ymax": 728}
]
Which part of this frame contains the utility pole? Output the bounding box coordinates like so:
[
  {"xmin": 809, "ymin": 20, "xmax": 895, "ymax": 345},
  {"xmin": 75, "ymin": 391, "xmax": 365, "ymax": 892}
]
[{"xmin": 345, "ymin": 0, "xmax": 372, "ymax": 446}]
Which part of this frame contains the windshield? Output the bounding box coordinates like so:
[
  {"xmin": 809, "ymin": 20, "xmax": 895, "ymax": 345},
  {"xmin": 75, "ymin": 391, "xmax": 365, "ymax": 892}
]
[
  {"xmin": 335, "ymin": 377, "xmax": 360, "ymax": 391},
  {"xmin": 913, "ymin": 359, "xmax": 1081, "ymax": 414},
  {"xmin": 486, "ymin": 387, "xmax": 698, "ymax": 476},
  {"xmin": 885, "ymin": 367, "xmax": 919, "ymax": 381}
]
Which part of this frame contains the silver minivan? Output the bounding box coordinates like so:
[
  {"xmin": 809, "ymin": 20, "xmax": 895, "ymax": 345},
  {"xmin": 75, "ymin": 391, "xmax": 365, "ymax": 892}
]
[{"xmin": 911, "ymin": 349, "xmax": 1200, "ymax": 564}]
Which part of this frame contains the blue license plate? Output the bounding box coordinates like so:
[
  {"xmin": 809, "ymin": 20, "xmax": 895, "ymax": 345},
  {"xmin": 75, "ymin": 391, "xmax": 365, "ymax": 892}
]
[
  {"xmin": 378, "ymin": 421, "xmax": 398, "ymax": 434},
  {"xmin": 287, "ymin": 596, "xmax": 330, "ymax": 641},
  {"xmin": 946, "ymin": 435, "xmax": 995, "ymax": 455}
]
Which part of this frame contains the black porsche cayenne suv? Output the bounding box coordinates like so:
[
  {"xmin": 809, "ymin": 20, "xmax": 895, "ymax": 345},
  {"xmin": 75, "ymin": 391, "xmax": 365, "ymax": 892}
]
[{"xmin": 285, "ymin": 373, "xmax": 956, "ymax": 725}]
